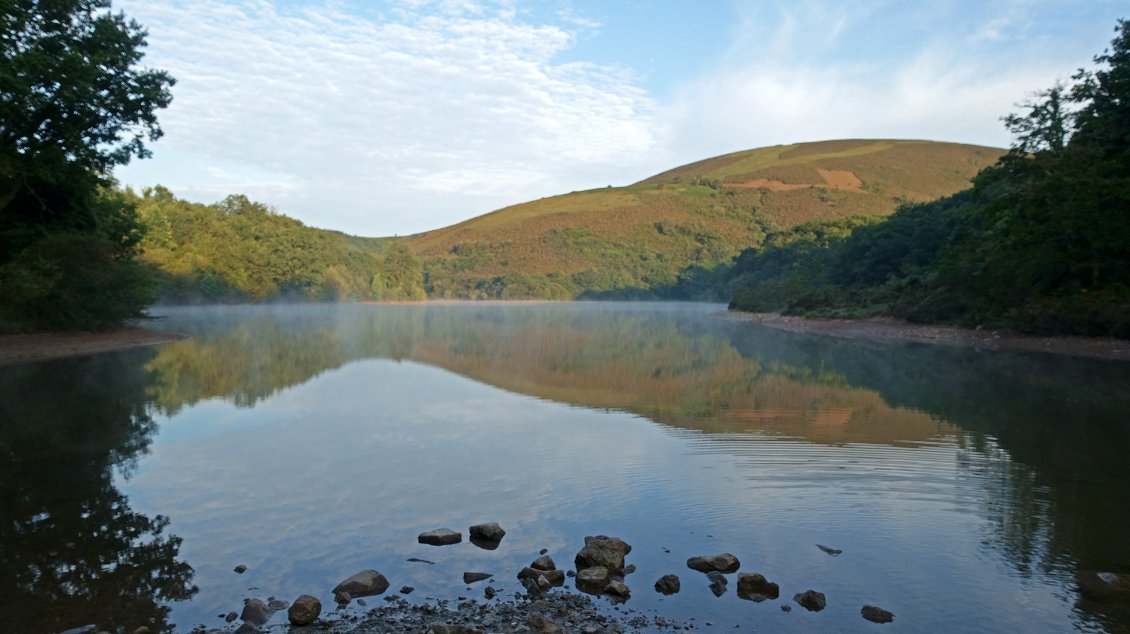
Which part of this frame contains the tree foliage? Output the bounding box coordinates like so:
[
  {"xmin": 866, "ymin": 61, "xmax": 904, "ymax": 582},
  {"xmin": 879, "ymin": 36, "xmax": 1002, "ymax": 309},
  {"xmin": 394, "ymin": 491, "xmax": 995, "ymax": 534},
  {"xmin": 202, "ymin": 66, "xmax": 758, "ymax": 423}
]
[
  {"xmin": 0, "ymin": 0, "xmax": 174, "ymax": 331},
  {"xmin": 729, "ymin": 18, "xmax": 1130, "ymax": 336}
]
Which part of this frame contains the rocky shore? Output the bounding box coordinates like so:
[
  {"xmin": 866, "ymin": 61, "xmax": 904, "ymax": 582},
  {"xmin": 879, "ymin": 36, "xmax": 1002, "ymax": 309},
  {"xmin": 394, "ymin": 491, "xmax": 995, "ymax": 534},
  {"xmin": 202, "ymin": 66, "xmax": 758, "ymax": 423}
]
[{"xmin": 165, "ymin": 525, "xmax": 900, "ymax": 634}]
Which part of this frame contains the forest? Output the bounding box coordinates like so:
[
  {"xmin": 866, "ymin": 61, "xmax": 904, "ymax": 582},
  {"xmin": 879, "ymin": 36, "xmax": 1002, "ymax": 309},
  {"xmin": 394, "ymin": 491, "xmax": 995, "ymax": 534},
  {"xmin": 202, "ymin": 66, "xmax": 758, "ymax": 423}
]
[{"xmin": 727, "ymin": 19, "xmax": 1130, "ymax": 336}]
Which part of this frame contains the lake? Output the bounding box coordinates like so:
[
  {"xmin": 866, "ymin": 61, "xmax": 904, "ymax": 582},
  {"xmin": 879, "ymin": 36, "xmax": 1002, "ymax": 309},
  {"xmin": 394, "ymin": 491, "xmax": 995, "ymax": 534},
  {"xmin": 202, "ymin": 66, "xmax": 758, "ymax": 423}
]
[{"xmin": 3, "ymin": 302, "xmax": 1130, "ymax": 633}]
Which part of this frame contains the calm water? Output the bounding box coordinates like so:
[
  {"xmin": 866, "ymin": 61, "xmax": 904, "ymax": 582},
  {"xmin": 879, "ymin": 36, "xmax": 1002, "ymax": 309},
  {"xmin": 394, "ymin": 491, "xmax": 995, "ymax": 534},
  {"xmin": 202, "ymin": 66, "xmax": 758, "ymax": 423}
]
[{"xmin": 3, "ymin": 302, "xmax": 1130, "ymax": 633}]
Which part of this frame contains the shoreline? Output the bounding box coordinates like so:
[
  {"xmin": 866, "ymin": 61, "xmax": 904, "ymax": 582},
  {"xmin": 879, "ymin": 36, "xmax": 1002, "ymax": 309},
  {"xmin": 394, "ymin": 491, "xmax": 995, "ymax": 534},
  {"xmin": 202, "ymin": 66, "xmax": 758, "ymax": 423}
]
[
  {"xmin": 725, "ymin": 312, "xmax": 1130, "ymax": 361},
  {"xmin": 0, "ymin": 327, "xmax": 187, "ymax": 365}
]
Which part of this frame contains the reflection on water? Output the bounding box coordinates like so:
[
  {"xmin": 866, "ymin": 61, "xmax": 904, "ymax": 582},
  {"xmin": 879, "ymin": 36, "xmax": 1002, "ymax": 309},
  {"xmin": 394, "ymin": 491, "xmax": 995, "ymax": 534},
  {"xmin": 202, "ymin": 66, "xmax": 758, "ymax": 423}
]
[{"xmin": 3, "ymin": 302, "xmax": 1129, "ymax": 632}]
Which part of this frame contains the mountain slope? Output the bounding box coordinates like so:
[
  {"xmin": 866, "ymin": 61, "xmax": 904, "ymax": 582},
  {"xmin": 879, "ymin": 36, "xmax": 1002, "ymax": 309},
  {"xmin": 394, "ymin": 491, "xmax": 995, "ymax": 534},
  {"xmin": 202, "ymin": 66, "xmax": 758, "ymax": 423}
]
[{"xmin": 407, "ymin": 139, "xmax": 1002, "ymax": 299}]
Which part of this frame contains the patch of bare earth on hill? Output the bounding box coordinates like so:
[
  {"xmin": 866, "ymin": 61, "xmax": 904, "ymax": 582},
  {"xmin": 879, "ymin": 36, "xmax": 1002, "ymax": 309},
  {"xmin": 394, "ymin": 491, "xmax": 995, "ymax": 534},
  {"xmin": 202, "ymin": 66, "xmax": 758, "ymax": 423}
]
[
  {"xmin": 727, "ymin": 168, "xmax": 864, "ymax": 192},
  {"xmin": 724, "ymin": 313, "xmax": 1130, "ymax": 361},
  {"xmin": 0, "ymin": 327, "xmax": 187, "ymax": 365}
]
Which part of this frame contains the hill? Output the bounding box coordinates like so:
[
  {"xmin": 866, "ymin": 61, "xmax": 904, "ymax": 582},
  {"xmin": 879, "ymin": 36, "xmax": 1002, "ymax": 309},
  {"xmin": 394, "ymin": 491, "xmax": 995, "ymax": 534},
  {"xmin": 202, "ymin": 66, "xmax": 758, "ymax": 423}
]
[{"xmin": 406, "ymin": 139, "xmax": 1002, "ymax": 299}]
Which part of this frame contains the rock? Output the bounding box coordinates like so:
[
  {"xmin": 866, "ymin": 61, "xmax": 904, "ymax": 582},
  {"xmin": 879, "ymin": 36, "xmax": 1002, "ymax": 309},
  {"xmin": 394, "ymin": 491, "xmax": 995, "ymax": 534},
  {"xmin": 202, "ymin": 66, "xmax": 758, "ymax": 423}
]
[
  {"xmin": 240, "ymin": 599, "xmax": 271, "ymax": 625},
  {"xmin": 605, "ymin": 579, "xmax": 631, "ymax": 599},
  {"xmin": 621, "ymin": 564, "xmax": 636, "ymax": 575},
  {"xmin": 531, "ymin": 555, "xmax": 556, "ymax": 571},
  {"xmin": 266, "ymin": 599, "xmax": 288, "ymax": 611},
  {"xmin": 233, "ymin": 564, "xmax": 247, "ymax": 574},
  {"xmin": 706, "ymin": 571, "xmax": 727, "ymax": 597},
  {"xmin": 463, "ymin": 572, "xmax": 493, "ymax": 584},
  {"xmin": 518, "ymin": 567, "xmax": 565, "ymax": 586},
  {"xmin": 575, "ymin": 566, "xmax": 612, "ymax": 593},
  {"xmin": 224, "ymin": 612, "xmax": 238, "ymax": 623},
  {"xmin": 133, "ymin": 628, "xmax": 151, "ymax": 634},
  {"xmin": 234, "ymin": 624, "xmax": 259, "ymax": 634},
  {"xmin": 334, "ymin": 591, "xmax": 351, "ymax": 605},
  {"xmin": 654, "ymin": 574, "xmax": 681, "ymax": 595},
  {"xmin": 794, "ymin": 589, "xmax": 827, "ymax": 612},
  {"xmin": 575, "ymin": 535, "xmax": 632, "ymax": 571},
  {"xmin": 468, "ymin": 522, "xmax": 506, "ymax": 542},
  {"xmin": 333, "ymin": 569, "xmax": 390, "ymax": 597},
  {"xmin": 527, "ymin": 614, "xmax": 563, "ymax": 633},
  {"xmin": 484, "ymin": 586, "xmax": 497, "ymax": 599},
  {"xmin": 407, "ymin": 557, "xmax": 436, "ymax": 564},
  {"xmin": 861, "ymin": 605, "xmax": 895, "ymax": 623},
  {"xmin": 737, "ymin": 572, "xmax": 780, "ymax": 602},
  {"xmin": 1077, "ymin": 571, "xmax": 1130, "ymax": 601},
  {"xmin": 686, "ymin": 553, "xmax": 740, "ymax": 574},
  {"xmin": 419, "ymin": 528, "xmax": 463, "ymax": 546},
  {"xmin": 287, "ymin": 595, "xmax": 321, "ymax": 625},
  {"xmin": 781, "ymin": 604, "xmax": 792, "ymax": 612},
  {"xmin": 428, "ymin": 625, "xmax": 482, "ymax": 634},
  {"xmin": 539, "ymin": 548, "xmax": 549, "ymax": 555},
  {"xmin": 816, "ymin": 544, "xmax": 842, "ymax": 556},
  {"xmin": 400, "ymin": 586, "xmax": 415, "ymax": 594},
  {"xmin": 536, "ymin": 575, "xmax": 552, "ymax": 592}
]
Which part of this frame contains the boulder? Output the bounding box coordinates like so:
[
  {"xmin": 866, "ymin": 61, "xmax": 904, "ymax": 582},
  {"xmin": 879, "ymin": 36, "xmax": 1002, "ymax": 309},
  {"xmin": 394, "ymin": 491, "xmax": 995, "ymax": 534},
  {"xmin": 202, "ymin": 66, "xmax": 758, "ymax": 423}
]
[
  {"xmin": 794, "ymin": 589, "xmax": 827, "ymax": 612},
  {"xmin": 287, "ymin": 595, "xmax": 321, "ymax": 626},
  {"xmin": 654, "ymin": 574, "xmax": 681, "ymax": 595},
  {"xmin": 575, "ymin": 566, "xmax": 612, "ymax": 593},
  {"xmin": 737, "ymin": 572, "xmax": 780, "ymax": 602},
  {"xmin": 463, "ymin": 571, "xmax": 493, "ymax": 584},
  {"xmin": 1077, "ymin": 571, "xmax": 1130, "ymax": 601},
  {"xmin": 687, "ymin": 553, "xmax": 740, "ymax": 574},
  {"xmin": 419, "ymin": 528, "xmax": 462, "ymax": 546},
  {"xmin": 333, "ymin": 569, "xmax": 390, "ymax": 597},
  {"xmin": 468, "ymin": 522, "xmax": 506, "ymax": 542},
  {"xmin": 334, "ymin": 591, "xmax": 351, "ymax": 605},
  {"xmin": 574, "ymin": 535, "xmax": 632, "ymax": 571},
  {"xmin": 517, "ymin": 567, "xmax": 564, "ymax": 586},
  {"xmin": 531, "ymin": 555, "xmax": 556, "ymax": 571},
  {"xmin": 861, "ymin": 605, "xmax": 895, "ymax": 624},
  {"xmin": 240, "ymin": 598, "xmax": 271, "ymax": 625}
]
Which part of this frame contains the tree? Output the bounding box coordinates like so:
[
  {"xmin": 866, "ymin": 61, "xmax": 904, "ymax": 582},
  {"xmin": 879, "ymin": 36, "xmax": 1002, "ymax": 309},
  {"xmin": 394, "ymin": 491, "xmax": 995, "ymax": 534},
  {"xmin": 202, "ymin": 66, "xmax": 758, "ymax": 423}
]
[{"xmin": 0, "ymin": 0, "xmax": 174, "ymax": 330}]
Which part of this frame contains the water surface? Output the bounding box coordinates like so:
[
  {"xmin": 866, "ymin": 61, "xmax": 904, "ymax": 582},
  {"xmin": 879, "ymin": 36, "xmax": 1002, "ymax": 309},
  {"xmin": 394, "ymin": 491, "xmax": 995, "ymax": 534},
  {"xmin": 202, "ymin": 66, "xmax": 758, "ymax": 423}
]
[{"xmin": 3, "ymin": 302, "xmax": 1129, "ymax": 632}]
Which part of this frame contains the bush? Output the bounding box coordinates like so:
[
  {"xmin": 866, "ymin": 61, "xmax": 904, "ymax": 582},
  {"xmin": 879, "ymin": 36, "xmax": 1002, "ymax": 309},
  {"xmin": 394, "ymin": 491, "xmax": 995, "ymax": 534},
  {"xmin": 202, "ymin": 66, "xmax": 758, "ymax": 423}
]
[{"xmin": 0, "ymin": 233, "xmax": 156, "ymax": 332}]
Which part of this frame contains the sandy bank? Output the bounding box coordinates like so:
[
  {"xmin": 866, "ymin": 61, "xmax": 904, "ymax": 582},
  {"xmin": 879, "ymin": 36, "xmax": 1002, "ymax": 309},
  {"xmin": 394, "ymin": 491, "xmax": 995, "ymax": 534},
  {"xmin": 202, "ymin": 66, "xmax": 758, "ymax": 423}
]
[
  {"xmin": 0, "ymin": 327, "xmax": 187, "ymax": 365},
  {"xmin": 725, "ymin": 312, "xmax": 1130, "ymax": 361}
]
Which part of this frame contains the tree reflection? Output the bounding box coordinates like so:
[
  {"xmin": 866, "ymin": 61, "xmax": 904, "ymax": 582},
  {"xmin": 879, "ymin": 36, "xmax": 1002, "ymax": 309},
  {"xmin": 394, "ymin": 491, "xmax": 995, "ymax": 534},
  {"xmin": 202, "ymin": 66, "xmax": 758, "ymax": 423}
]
[{"xmin": 0, "ymin": 350, "xmax": 196, "ymax": 633}]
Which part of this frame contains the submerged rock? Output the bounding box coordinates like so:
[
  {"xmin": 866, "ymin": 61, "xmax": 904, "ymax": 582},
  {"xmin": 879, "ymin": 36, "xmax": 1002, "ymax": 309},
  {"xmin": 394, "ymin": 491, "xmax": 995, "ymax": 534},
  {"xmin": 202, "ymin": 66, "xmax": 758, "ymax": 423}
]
[
  {"xmin": 518, "ymin": 567, "xmax": 565, "ymax": 586},
  {"xmin": 1077, "ymin": 571, "xmax": 1130, "ymax": 601},
  {"xmin": 816, "ymin": 544, "xmax": 843, "ymax": 557},
  {"xmin": 575, "ymin": 566, "xmax": 612, "ymax": 593},
  {"xmin": 654, "ymin": 574, "xmax": 681, "ymax": 595},
  {"xmin": 574, "ymin": 535, "xmax": 632, "ymax": 571},
  {"xmin": 861, "ymin": 605, "xmax": 895, "ymax": 623},
  {"xmin": 687, "ymin": 553, "xmax": 741, "ymax": 574},
  {"xmin": 794, "ymin": 589, "xmax": 827, "ymax": 612},
  {"xmin": 333, "ymin": 569, "xmax": 390, "ymax": 597},
  {"xmin": 419, "ymin": 528, "xmax": 463, "ymax": 546},
  {"xmin": 706, "ymin": 571, "xmax": 728, "ymax": 597},
  {"xmin": 737, "ymin": 572, "xmax": 780, "ymax": 602},
  {"xmin": 605, "ymin": 579, "xmax": 631, "ymax": 599},
  {"xmin": 287, "ymin": 595, "xmax": 321, "ymax": 625},
  {"xmin": 463, "ymin": 572, "xmax": 493, "ymax": 584}
]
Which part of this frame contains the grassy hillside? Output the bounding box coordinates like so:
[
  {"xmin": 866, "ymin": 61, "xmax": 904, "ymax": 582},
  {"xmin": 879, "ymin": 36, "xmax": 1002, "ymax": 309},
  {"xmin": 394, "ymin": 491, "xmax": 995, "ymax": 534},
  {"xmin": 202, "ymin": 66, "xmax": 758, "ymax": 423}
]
[{"xmin": 407, "ymin": 139, "xmax": 1002, "ymax": 299}]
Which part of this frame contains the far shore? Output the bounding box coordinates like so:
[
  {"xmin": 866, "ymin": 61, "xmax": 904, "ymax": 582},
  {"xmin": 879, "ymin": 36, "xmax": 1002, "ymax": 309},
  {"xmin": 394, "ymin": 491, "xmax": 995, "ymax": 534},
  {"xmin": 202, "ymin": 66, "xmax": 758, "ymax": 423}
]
[
  {"xmin": 0, "ymin": 327, "xmax": 187, "ymax": 365},
  {"xmin": 726, "ymin": 312, "xmax": 1130, "ymax": 361}
]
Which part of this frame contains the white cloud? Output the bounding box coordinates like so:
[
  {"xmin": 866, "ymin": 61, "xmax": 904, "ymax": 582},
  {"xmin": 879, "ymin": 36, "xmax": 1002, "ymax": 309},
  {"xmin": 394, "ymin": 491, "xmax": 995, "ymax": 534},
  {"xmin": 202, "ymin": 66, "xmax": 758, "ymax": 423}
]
[{"xmin": 115, "ymin": 0, "xmax": 659, "ymax": 235}]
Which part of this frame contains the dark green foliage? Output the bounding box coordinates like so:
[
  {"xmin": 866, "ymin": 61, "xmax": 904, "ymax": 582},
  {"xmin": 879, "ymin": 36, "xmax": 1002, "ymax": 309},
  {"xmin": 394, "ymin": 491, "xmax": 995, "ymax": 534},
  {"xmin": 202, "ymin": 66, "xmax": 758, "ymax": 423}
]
[
  {"xmin": 728, "ymin": 18, "xmax": 1130, "ymax": 337},
  {"xmin": 0, "ymin": 0, "xmax": 173, "ymax": 330}
]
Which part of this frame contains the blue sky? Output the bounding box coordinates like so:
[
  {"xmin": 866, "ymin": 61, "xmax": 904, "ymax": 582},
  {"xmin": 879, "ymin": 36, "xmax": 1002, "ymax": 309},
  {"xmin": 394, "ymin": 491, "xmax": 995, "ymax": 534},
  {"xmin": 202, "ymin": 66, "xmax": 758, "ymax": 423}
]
[{"xmin": 113, "ymin": 0, "xmax": 1126, "ymax": 237}]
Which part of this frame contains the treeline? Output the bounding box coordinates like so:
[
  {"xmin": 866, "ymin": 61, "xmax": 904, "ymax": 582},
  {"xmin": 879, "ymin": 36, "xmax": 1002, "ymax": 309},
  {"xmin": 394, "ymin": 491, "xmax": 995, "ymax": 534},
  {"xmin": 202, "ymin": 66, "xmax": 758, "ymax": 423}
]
[
  {"xmin": 727, "ymin": 19, "xmax": 1130, "ymax": 337},
  {"xmin": 133, "ymin": 187, "xmax": 425, "ymax": 303}
]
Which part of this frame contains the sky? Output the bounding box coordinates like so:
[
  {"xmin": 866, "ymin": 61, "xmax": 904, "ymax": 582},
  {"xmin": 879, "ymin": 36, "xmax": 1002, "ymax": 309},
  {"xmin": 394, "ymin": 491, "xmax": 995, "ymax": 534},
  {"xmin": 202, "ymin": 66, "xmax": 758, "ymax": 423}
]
[{"xmin": 112, "ymin": 0, "xmax": 1126, "ymax": 237}]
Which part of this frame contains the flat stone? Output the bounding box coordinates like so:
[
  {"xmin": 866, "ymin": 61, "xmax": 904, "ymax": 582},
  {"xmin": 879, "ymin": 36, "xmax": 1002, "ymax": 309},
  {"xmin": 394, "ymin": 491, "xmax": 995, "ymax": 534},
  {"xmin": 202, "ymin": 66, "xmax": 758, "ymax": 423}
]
[
  {"xmin": 687, "ymin": 553, "xmax": 740, "ymax": 574},
  {"xmin": 575, "ymin": 566, "xmax": 611, "ymax": 593},
  {"xmin": 333, "ymin": 569, "xmax": 389, "ymax": 597},
  {"xmin": 419, "ymin": 528, "xmax": 463, "ymax": 546},
  {"xmin": 463, "ymin": 571, "xmax": 493, "ymax": 584}
]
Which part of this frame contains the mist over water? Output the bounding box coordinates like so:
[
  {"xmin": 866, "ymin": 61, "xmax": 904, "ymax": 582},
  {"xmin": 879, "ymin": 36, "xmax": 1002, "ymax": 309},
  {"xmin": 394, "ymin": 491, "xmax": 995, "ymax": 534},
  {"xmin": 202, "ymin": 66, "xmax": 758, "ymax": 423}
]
[{"xmin": 3, "ymin": 302, "xmax": 1129, "ymax": 632}]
